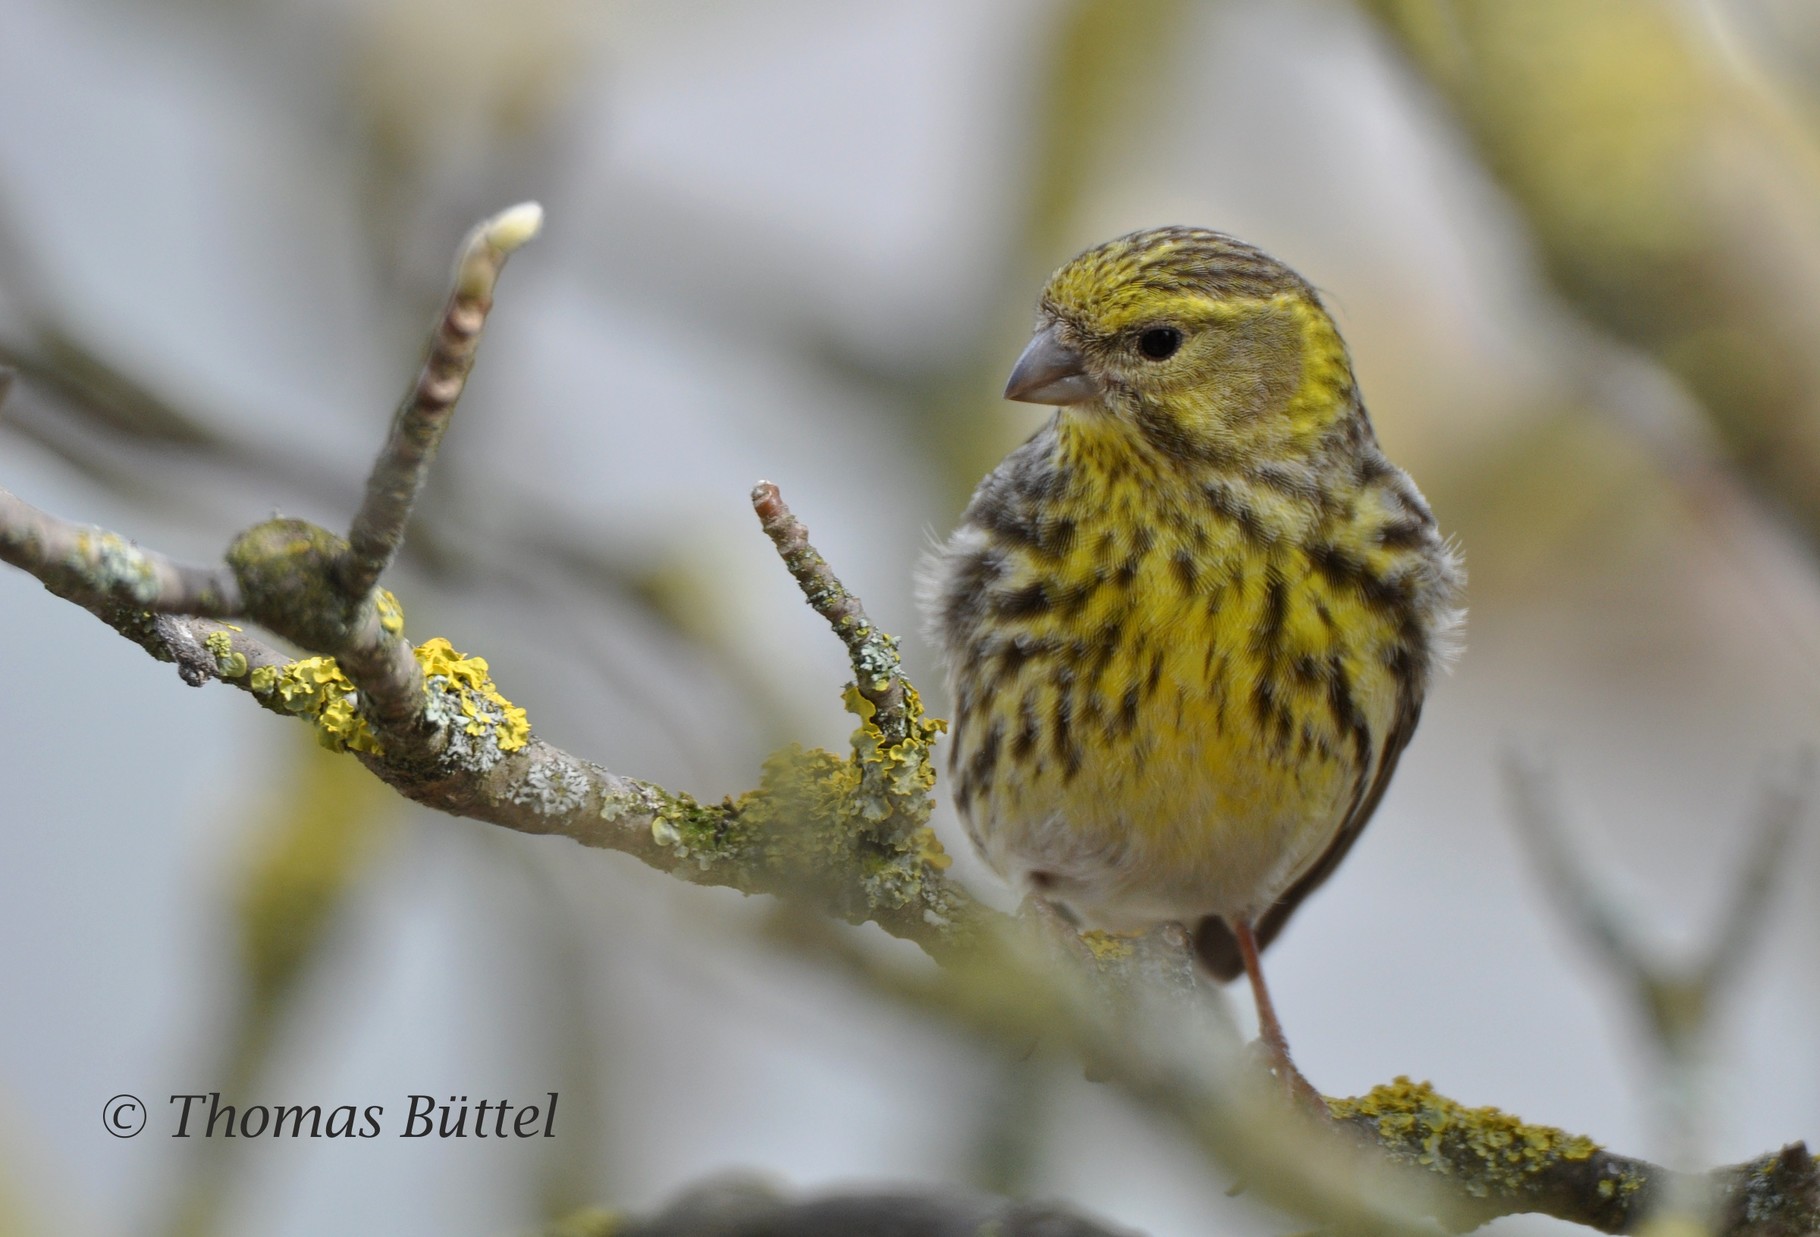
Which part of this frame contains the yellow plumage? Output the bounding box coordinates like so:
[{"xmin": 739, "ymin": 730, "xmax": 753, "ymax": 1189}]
[{"xmin": 924, "ymin": 229, "xmax": 1462, "ymax": 1068}]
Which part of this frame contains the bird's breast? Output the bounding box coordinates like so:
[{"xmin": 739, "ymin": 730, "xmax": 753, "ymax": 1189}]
[{"xmin": 932, "ymin": 449, "xmax": 1430, "ymax": 924}]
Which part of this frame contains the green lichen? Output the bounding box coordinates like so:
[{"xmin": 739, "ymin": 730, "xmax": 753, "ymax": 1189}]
[
  {"xmin": 72, "ymin": 528, "xmax": 159, "ymax": 604},
  {"xmin": 539, "ymin": 1206, "xmax": 620, "ymax": 1237},
  {"xmin": 628, "ymin": 677, "xmax": 962, "ymax": 934},
  {"xmin": 1329, "ymin": 1077, "xmax": 1617, "ymax": 1199},
  {"xmin": 204, "ymin": 629, "xmax": 248, "ymax": 678},
  {"xmin": 651, "ymin": 784, "xmax": 757, "ymax": 860},
  {"xmin": 227, "ymin": 520, "xmax": 357, "ymax": 652}
]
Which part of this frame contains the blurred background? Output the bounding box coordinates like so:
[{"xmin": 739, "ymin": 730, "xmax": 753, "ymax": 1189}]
[{"xmin": 4, "ymin": 0, "xmax": 1820, "ymax": 1233}]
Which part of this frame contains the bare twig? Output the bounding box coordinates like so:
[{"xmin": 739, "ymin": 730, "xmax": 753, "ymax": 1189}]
[
  {"xmin": 752, "ymin": 480, "xmax": 909, "ymax": 746},
  {"xmin": 1503, "ymin": 749, "xmax": 1648, "ymax": 981},
  {"xmin": 338, "ymin": 201, "xmax": 543, "ymax": 601}
]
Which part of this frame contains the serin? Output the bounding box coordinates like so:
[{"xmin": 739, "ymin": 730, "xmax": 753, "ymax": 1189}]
[{"xmin": 923, "ymin": 227, "xmax": 1464, "ymax": 1091}]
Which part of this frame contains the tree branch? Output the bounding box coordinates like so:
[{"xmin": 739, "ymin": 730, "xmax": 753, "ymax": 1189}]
[
  {"xmin": 564, "ymin": 1174, "xmax": 1142, "ymax": 1237},
  {"xmin": 339, "ymin": 202, "xmax": 543, "ymax": 601},
  {"xmin": 0, "ymin": 483, "xmax": 242, "ymax": 618},
  {"xmin": 752, "ymin": 480, "xmax": 910, "ymax": 747}
]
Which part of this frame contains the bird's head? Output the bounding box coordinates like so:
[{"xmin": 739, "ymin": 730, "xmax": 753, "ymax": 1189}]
[{"xmin": 1006, "ymin": 228, "xmax": 1357, "ymax": 464}]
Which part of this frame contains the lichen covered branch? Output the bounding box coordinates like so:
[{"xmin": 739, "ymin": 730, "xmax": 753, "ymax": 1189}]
[
  {"xmin": 0, "ymin": 483, "xmax": 242, "ymax": 619},
  {"xmin": 1331, "ymin": 1082, "xmax": 1819, "ymax": 1236},
  {"xmin": 753, "ymin": 480, "xmax": 910, "ymax": 747}
]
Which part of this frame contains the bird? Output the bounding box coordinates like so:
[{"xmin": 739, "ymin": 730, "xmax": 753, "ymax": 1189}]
[{"xmin": 922, "ymin": 227, "xmax": 1463, "ymax": 1092}]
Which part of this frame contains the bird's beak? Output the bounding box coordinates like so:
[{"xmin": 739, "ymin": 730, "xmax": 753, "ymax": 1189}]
[{"xmin": 1003, "ymin": 324, "xmax": 1101, "ymax": 405}]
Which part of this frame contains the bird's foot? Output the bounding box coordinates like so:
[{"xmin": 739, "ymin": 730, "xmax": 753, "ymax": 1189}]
[{"xmin": 1249, "ymin": 1039, "xmax": 1330, "ymax": 1118}]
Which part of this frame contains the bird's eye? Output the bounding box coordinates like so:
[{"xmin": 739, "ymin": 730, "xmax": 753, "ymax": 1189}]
[{"xmin": 1137, "ymin": 327, "xmax": 1182, "ymax": 360}]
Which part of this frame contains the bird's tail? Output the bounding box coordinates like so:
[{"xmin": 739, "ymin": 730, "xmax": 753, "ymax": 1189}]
[{"xmin": 1191, "ymin": 915, "xmax": 1245, "ymax": 982}]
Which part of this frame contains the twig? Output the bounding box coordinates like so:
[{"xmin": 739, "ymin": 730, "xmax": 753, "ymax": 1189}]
[
  {"xmin": 593, "ymin": 1174, "xmax": 1143, "ymax": 1237},
  {"xmin": 1697, "ymin": 750, "xmax": 1816, "ymax": 992},
  {"xmin": 0, "ymin": 485, "xmax": 242, "ymax": 619},
  {"xmin": 1503, "ymin": 748, "xmax": 1812, "ymax": 1046},
  {"xmin": 338, "ymin": 201, "xmax": 543, "ymax": 601},
  {"xmin": 752, "ymin": 480, "xmax": 909, "ymax": 745},
  {"xmin": 1503, "ymin": 749, "xmax": 1648, "ymax": 983}
]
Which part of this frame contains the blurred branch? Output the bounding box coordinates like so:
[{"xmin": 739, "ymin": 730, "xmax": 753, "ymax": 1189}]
[
  {"xmin": 1504, "ymin": 749, "xmax": 1812, "ymax": 1053},
  {"xmin": 1357, "ymin": 0, "xmax": 1820, "ymax": 616},
  {"xmin": 554, "ymin": 1138, "xmax": 1820, "ymax": 1237},
  {"xmin": 5, "ymin": 204, "xmax": 1819, "ymax": 1235},
  {"xmin": 779, "ymin": 900, "xmax": 1820, "ymax": 1237},
  {"xmin": 553, "ymin": 1174, "xmax": 1139, "ymax": 1237},
  {"xmin": 1503, "ymin": 748, "xmax": 1813, "ymax": 1224},
  {"xmin": 0, "ymin": 479, "xmax": 243, "ymax": 617}
]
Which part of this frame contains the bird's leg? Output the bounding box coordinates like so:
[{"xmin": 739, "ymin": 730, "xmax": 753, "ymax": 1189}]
[{"xmin": 1233, "ymin": 920, "xmax": 1327, "ymax": 1114}]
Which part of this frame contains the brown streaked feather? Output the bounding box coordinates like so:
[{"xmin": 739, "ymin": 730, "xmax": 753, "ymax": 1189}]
[{"xmin": 1193, "ymin": 675, "xmax": 1424, "ymax": 982}]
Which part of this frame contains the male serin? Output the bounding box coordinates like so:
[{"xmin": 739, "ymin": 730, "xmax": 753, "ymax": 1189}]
[{"xmin": 924, "ymin": 228, "xmax": 1463, "ymax": 1088}]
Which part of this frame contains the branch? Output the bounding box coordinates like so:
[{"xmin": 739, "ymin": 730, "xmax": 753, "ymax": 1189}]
[
  {"xmin": 0, "ymin": 483, "xmax": 241, "ymax": 619},
  {"xmin": 573, "ymin": 1175, "xmax": 1143, "ymax": 1237},
  {"xmin": 786, "ymin": 901, "xmax": 1820, "ymax": 1237},
  {"xmin": 1502, "ymin": 748, "xmax": 1814, "ymax": 1225},
  {"xmin": 0, "ymin": 207, "xmax": 987, "ymax": 960},
  {"xmin": 339, "ymin": 202, "xmax": 544, "ymax": 601},
  {"xmin": 1331, "ymin": 1088, "xmax": 1819, "ymax": 1237},
  {"xmin": 753, "ymin": 480, "xmax": 909, "ymax": 746},
  {"xmin": 1503, "ymin": 749, "xmax": 1813, "ymax": 1048}
]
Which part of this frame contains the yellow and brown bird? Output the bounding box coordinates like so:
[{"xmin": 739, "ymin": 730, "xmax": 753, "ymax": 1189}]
[{"xmin": 924, "ymin": 227, "xmax": 1463, "ymax": 1086}]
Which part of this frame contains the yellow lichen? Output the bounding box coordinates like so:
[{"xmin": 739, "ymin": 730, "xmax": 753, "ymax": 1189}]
[
  {"xmin": 842, "ymin": 682, "xmax": 947, "ymax": 828},
  {"xmin": 375, "ymin": 589, "xmax": 406, "ymax": 635},
  {"xmin": 255, "ymin": 656, "xmax": 383, "ymax": 755},
  {"xmin": 654, "ymin": 676, "xmax": 960, "ymax": 931},
  {"xmin": 911, "ymin": 826, "xmax": 952, "ymax": 872},
  {"xmin": 1081, "ymin": 931, "xmax": 1137, "ymax": 963},
  {"xmin": 1328, "ymin": 1078, "xmax": 1602, "ymax": 1194},
  {"xmin": 415, "ymin": 636, "xmax": 530, "ymax": 755}
]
